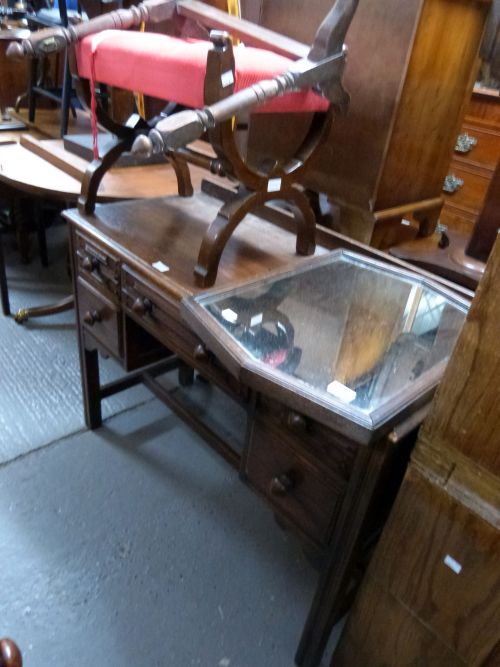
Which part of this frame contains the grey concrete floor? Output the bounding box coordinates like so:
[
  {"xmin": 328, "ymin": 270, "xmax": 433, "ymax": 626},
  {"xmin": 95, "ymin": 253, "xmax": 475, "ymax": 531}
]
[{"xmin": 0, "ymin": 223, "xmax": 340, "ymax": 666}]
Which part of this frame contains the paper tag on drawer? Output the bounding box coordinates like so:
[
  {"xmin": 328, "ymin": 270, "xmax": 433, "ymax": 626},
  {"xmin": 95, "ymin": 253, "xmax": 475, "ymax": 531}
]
[
  {"xmin": 152, "ymin": 260, "xmax": 169, "ymax": 273},
  {"xmin": 327, "ymin": 380, "xmax": 357, "ymax": 403}
]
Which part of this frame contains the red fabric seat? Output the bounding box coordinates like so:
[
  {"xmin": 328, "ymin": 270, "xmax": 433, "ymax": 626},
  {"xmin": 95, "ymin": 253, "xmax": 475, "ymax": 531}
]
[{"xmin": 75, "ymin": 30, "xmax": 329, "ymax": 114}]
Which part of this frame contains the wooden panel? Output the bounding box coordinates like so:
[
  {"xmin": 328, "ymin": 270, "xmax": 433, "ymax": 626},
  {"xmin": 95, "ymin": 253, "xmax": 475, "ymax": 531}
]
[
  {"xmin": 466, "ymin": 159, "xmax": 500, "ymax": 262},
  {"xmin": 246, "ymin": 0, "xmax": 331, "ymax": 44},
  {"xmin": 307, "ymin": 0, "xmax": 424, "ymax": 208},
  {"xmin": 376, "ymin": 0, "xmax": 489, "ymax": 209},
  {"xmin": 333, "ymin": 578, "xmax": 466, "ymax": 666},
  {"xmin": 419, "ymin": 235, "xmax": 500, "ymax": 476},
  {"xmin": 367, "ymin": 467, "xmax": 500, "ymax": 664}
]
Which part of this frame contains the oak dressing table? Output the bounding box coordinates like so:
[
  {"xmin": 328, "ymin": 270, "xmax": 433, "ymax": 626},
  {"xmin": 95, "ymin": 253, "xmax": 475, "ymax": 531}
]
[{"xmin": 65, "ymin": 190, "xmax": 469, "ymax": 667}]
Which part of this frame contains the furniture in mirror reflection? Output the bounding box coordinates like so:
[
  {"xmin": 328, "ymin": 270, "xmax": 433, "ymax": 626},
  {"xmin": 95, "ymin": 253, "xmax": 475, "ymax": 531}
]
[
  {"xmin": 65, "ymin": 192, "xmax": 470, "ymax": 667},
  {"xmin": 390, "ymin": 157, "xmax": 500, "ymax": 290}
]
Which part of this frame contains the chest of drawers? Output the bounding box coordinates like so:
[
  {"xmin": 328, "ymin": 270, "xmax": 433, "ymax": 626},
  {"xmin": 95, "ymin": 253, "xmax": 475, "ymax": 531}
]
[{"xmin": 441, "ymin": 89, "xmax": 500, "ymax": 235}]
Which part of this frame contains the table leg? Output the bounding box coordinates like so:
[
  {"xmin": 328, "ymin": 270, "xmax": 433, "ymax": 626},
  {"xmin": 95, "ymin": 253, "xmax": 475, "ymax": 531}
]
[
  {"xmin": 295, "ymin": 442, "xmax": 388, "ymax": 667},
  {"xmin": 35, "ymin": 202, "xmax": 49, "ymax": 268},
  {"xmin": 80, "ymin": 343, "xmax": 103, "ymax": 430},
  {"xmin": 0, "ymin": 233, "xmax": 10, "ymax": 316}
]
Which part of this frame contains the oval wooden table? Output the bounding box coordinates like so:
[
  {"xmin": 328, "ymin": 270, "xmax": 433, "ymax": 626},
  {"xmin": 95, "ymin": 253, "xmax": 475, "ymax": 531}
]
[{"xmin": 0, "ymin": 136, "xmax": 201, "ymax": 322}]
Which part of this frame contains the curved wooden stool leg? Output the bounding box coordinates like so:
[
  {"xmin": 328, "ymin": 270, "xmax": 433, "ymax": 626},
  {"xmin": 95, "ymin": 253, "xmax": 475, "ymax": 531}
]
[
  {"xmin": 194, "ymin": 188, "xmax": 317, "ymax": 288},
  {"xmin": 0, "ymin": 638, "xmax": 22, "ymax": 667},
  {"xmin": 78, "ymin": 138, "xmax": 132, "ymax": 214}
]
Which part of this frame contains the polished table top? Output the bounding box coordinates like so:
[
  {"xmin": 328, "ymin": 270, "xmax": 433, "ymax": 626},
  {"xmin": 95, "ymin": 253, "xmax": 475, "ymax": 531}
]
[{"xmin": 0, "ymin": 137, "xmax": 201, "ymax": 201}]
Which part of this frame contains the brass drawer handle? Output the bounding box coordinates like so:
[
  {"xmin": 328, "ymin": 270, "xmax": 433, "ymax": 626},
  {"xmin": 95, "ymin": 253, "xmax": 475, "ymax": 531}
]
[
  {"xmin": 83, "ymin": 309, "xmax": 101, "ymax": 326},
  {"xmin": 443, "ymin": 174, "xmax": 464, "ymax": 194},
  {"xmin": 270, "ymin": 473, "xmax": 294, "ymax": 496},
  {"xmin": 132, "ymin": 296, "xmax": 152, "ymax": 316},
  {"xmin": 455, "ymin": 133, "xmax": 477, "ymax": 154}
]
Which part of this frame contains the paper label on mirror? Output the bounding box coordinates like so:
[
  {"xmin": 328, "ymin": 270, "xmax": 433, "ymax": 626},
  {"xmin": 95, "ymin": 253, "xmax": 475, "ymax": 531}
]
[
  {"xmin": 327, "ymin": 381, "xmax": 357, "ymax": 403},
  {"xmin": 250, "ymin": 313, "xmax": 263, "ymax": 327},
  {"xmin": 221, "ymin": 308, "xmax": 238, "ymax": 323}
]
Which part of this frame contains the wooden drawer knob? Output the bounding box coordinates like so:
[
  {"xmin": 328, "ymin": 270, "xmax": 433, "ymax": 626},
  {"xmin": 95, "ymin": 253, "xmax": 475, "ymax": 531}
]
[
  {"xmin": 0, "ymin": 638, "xmax": 22, "ymax": 667},
  {"xmin": 132, "ymin": 297, "xmax": 152, "ymax": 316},
  {"xmin": 83, "ymin": 309, "xmax": 101, "ymax": 326},
  {"xmin": 82, "ymin": 255, "xmax": 98, "ymax": 272},
  {"xmin": 286, "ymin": 410, "xmax": 307, "ymax": 432},
  {"xmin": 270, "ymin": 473, "xmax": 294, "ymax": 496},
  {"xmin": 193, "ymin": 343, "xmax": 209, "ymax": 362}
]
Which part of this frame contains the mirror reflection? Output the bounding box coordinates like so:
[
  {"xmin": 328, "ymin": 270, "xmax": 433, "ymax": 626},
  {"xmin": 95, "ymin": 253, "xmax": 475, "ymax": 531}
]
[{"xmin": 202, "ymin": 253, "xmax": 468, "ymax": 415}]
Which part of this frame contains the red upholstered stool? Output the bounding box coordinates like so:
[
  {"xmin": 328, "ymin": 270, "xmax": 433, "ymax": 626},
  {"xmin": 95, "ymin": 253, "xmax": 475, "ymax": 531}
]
[
  {"xmin": 10, "ymin": 0, "xmax": 356, "ymax": 286},
  {"xmin": 75, "ymin": 31, "xmax": 329, "ymax": 115}
]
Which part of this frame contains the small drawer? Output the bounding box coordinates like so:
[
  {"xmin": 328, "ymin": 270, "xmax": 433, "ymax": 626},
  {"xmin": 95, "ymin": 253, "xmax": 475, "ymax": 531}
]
[
  {"xmin": 77, "ymin": 276, "xmax": 122, "ymax": 359},
  {"xmin": 442, "ymin": 165, "xmax": 491, "ymax": 216},
  {"xmin": 75, "ymin": 233, "xmax": 120, "ymax": 301},
  {"xmin": 255, "ymin": 396, "xmax": 357, "ymax": 483},
  {"xmin": 122, "ymin": 267, "xmax": 244, "ymax": 398},
  {"xmin": 246, "ymin": 416, "xmax": 345, "ymax": 545},
  {"xmin": 454, "ymin": 123, "xmax": 500, "ymax": 171},
  {"xmin": 122, "ymin": 266, "xmax": 188, "ymax": 348}
]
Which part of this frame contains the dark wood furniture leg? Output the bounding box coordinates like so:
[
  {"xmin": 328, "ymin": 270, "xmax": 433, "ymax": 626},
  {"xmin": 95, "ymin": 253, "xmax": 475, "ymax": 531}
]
[
  {"xmin": 0, "ymin": 232, "xmax": 10, "ymax": 316},
  {"xmin": 296, "ymin": 427, "xmax": 415, "ymax": 667},
  {"xmin": 80, "ymin": 342, "xmax": 103, "ymax": 429}
]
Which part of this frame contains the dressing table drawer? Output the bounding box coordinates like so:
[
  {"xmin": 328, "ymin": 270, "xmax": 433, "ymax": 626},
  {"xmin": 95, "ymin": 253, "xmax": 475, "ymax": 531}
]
[
  {"xmin": 254, "ymin": 397, "xmax": 357, "ymax": 483},
  {"xmin": 122, "ymin": 268, "xmax": 244, "ymax": 398},
  {"xmin": 246, "ymin": 417, "xmax": 345, "ymax": 545},
  {"xmin": 75, "ymin": 233, "xmax": 120, "ymax": 301},
  {"xmin": 122, "ymin": 267, "xmax": 177, "ymax": 348},
  {"xmin": 77, "ymin": 276, "xmax": 122, "ymax": 358}
]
